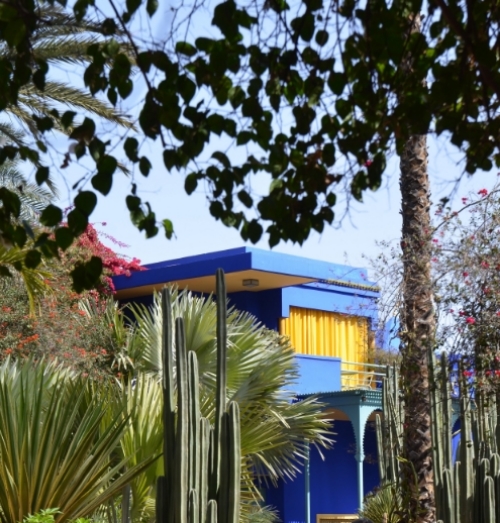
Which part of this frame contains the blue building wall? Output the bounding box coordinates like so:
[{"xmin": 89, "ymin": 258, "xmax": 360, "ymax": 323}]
[
  {"xmin": 294, "ymin": 355, "xmax": 341, "ymax": 394},
  {"xmin": 228, "ymin": 289, "xmax": 283, "ymax": 331},
  {"xmin": 228, "ymin": 284, "xmax": 377, "ymax": 336},
  {"xmin": 265, "ymin": 420, "xmax": 380, "ymax": 520},
  {"xmin": 114, "ymin": 249, "xmax": 382, "ymax": 517}
]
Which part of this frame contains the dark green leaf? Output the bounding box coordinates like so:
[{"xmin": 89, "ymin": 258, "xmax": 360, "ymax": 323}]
[
  {"xmin": 67, "ymin": 208, "xmax": 88, "ymax": 235},
  {"xmin": 70, "ymin": 256, "xmax": 103, "ymax": 293},
  {"xmin": 24, "ymin": 250, "xmax": 41, "ymax": 269},
  {"xmin": 176, "ymin": 41, "xmax": 197, "ymax": 57},
  {"xmin": 107, "ymin": 86, "xmax": 118, "ymax": 105},
  {"xmin": 61, "ymin": 111, "xmax": 76, "ymax": 128},
  {"xmin": 322, "ymin": 143, "xmax": 335, "ymax": 166},
  {"xmin": 178, "ymin": 75, "xmax": 196, "ymax": 103},
  {"xmin": 126, "ymin": 0, "xmax": 141, "ymax": 16},
  {"xmin": 328, "ymin": 72, "xmax": 346, "ymax": 95},
  {"xmin": 315, "ymin": 30, "xmax": 329, "ymax": 46},
  {"xmin": 74, "ymin": 191, "xmax": 97, "ymax": 216},
  {"xmin": 92, "ymin": 173, "xmax": 112, "ymax": 196},
  {"xmin": 147, "ymin": 0, "xmax": 159, "ymax": 15},
  {"xmin": 40, "ymin": 204, "xmax": 62, "ymax": 227},
  {"xmin": 207, "ymin": 114, "xmax": 225, "ymax": 135},
  {"xmin": 97, "ymin": 155, "xmax": 118, "ymax": 177},
  {"xmin": 126, "ymin": 195, "xmax": 141, "ymax": 211},
  {"xmin": 70, "ymin": 117, "xmax": 96, "ymax": 142},
  {"xmin": 185, "ymin": 173, "xmax": 199, "ymax": 194},
  {"xmin": 34, "ymin": 115, "xmax": 54, "ymax": 132},
  {"xmin": 139, "ymin": 156, "xmax": 152, "ymax": 176},
  {"xmin": 237, "ymin": 131, "xmax": 254, "ymax": 145},
  {"xmin": 124, "ymin": 137, "xmax": 139, "ymax": 162},
  {"xmin": 163, "ymin": 219, "xmax": 174, "ymax": 239},
  {"xmin": 163, "ymin": 149, "xmax": 178, "ymax": 170},
  {"xmin": 55, "ymin": 227, "xmax": 74, "ymax": 251},
  {"xmin": 36, "ymin": 166, "xmax": 49, "ymax": 186},
  {"xmin": 212, "ymin": 151, "xmax": 231, "ymax": 168},
  {"xmin": 246, "ymin": 219, "xmax": 263, "ymax": 243},
  {"xmin": 238, "ymin": 190, "xmax": 253, "ymax": 208}
]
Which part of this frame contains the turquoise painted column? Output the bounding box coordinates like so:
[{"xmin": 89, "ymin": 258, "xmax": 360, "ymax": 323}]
[
  {"xmin": 354, "ymin": 443, "xmax": 365, "ymax": 509},
  {"xmin": 304, "ymin": 439, "xmax": 311, "ymax": 523},
  {"xmin": 341, "ymin": 402, "xmax": 379, "ymax": 510}
]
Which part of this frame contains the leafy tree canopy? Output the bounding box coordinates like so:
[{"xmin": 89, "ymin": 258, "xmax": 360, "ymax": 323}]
[{"xmin": 0, "ymin": 0, "xmax": 498, "ymax": 290}]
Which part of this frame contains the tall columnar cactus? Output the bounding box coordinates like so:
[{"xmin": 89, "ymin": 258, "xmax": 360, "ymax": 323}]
[
  {"xmin": 156, "ymin": 269, "xmax": 241, "ymax": 523},
  {"xmin": 375, "ymin": 353, "xmax": 500, "ymax": 523},
  {"xmin": 376, "ymin": 364, "xmax": 403, "ymax": 487}
]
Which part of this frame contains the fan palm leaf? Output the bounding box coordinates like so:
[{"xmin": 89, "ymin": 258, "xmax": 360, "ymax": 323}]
[
  {"xmin": 118, "ymin": 290, "xmax": 332, "ymax": 514},
  {"xmin": 0, "ymin": 358, "xmax": 158, "ymax": 523}
]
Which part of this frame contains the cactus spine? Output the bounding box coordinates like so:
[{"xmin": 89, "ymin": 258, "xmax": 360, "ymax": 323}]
[
  {"xmin": 156, "ymin": 269, "xmax": 241, "ymax": 523},
  {"xmin": 376, "ymin": 353, "xmax": 500, "ymax": 522}
]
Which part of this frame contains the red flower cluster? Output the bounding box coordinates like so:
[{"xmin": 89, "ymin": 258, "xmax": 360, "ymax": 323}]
[{"xmin": 60, "ymin": 224, "xmax": 145, "ymax": 295}]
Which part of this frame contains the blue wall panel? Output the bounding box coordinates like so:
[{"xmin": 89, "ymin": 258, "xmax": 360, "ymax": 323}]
[
  {"xmin": 265, "ymin": 420, "xmax": 381, "ymax": 520},
  {"xmin": 363, "ymin": 420, "xmax": 381, "ymax": 496},
  {"xmin": 228, "ymin": 289, "xmax": 282, "ymax": 331},
  {"xmin": 295, "ymin": 355, "xmax": 341, "ymax": 394},
  {"xmin": 281, "ymin": 287, "xmax": 377, "ymax": 325}
]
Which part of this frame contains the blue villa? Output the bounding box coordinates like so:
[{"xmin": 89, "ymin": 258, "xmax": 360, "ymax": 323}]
[{"xmin": 113, "ymin": 247, "xmax": 386, "ymax": 523}]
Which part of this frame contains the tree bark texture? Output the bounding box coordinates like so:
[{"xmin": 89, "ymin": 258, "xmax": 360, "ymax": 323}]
[{"xmin": 400, "ymin": 133, "xmax": 436, "ymax": 523}]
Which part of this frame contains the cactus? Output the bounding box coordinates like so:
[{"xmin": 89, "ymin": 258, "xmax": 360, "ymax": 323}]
[
  {"xmin": 376, "ymin": 364, "xmax": 403, "ymax": 487},
  {"xmin": 156, "ymin": 269, "xmax": 241, "ymax": 523},
  {"xmin": 375, "ymin": 352, "xmax": 500, "ymax": 523}
]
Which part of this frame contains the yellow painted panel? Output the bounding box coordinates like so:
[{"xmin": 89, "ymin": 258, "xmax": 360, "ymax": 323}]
[{"xmin": 279, "ymin": 307, "xmax": 369, "ymax": 387}]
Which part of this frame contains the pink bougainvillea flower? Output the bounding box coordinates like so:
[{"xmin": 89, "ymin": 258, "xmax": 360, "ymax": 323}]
[
  {"xmin": 462, "ymin": 197, "xmax": 468, "ymax": 204},
  {"xmin": 364, "ymin": 159, "xmax": 373, "ymax": 167},
  {"xmin": 463, "ymin": 370, "xmax": 473, "ymax": 377},
  {"xmin": 478, "ymin": 188, "xmax": 488, "ymax": 197},
  {"xmin": 463, "ymin": 271, "xmax": 469, "ymax": 277},
  {"xmin": 465, "ymin": 317, "xmax": 476, "ymax": 325}
]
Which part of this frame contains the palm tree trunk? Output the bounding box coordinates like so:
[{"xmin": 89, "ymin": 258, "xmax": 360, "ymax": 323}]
[{"xmin": 399, "ymin": 133, "xmax": 435, "ymax": 523}]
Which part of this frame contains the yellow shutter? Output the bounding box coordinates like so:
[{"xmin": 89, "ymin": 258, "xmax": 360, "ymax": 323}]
[{"xmin": 279, "ymin": 307, "xmax": 369, "ymax": 386}]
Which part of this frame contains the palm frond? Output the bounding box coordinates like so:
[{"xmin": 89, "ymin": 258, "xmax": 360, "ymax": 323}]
[
  {"xmin": 0, "ymin": 122, "xmax": 26, "ymax": 147},
  {"xmin": 34, "ymin": 4, "xmax": 126, "ymax": 39},
  {"xmin": 18, "ymin": 82, "xmax": 134, "ymax": 129},
  {"xmin": 32, "ymin": 36, "xmax": 108, "ymax": 64},
  {"xmin": 0, "ymin": 161, "xmax": 54, "ymax": 220}
]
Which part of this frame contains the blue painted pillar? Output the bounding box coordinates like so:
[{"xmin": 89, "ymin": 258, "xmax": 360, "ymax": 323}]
[
  {"xmin": 352, "ymin": 415, "xmax": 365, "ymax": 509},
  {"xmin": 342, "ymin": 403, "xmax": 378, "ymax": 510},
  {"xmin": 305, "ymin": 439, "xmax": 311, "ymax": 523}
]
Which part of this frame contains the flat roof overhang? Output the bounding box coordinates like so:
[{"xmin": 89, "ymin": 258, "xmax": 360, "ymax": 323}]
[{"xmin": 113, "ymin": 247, "xmax": 374, "ymax": 300}]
